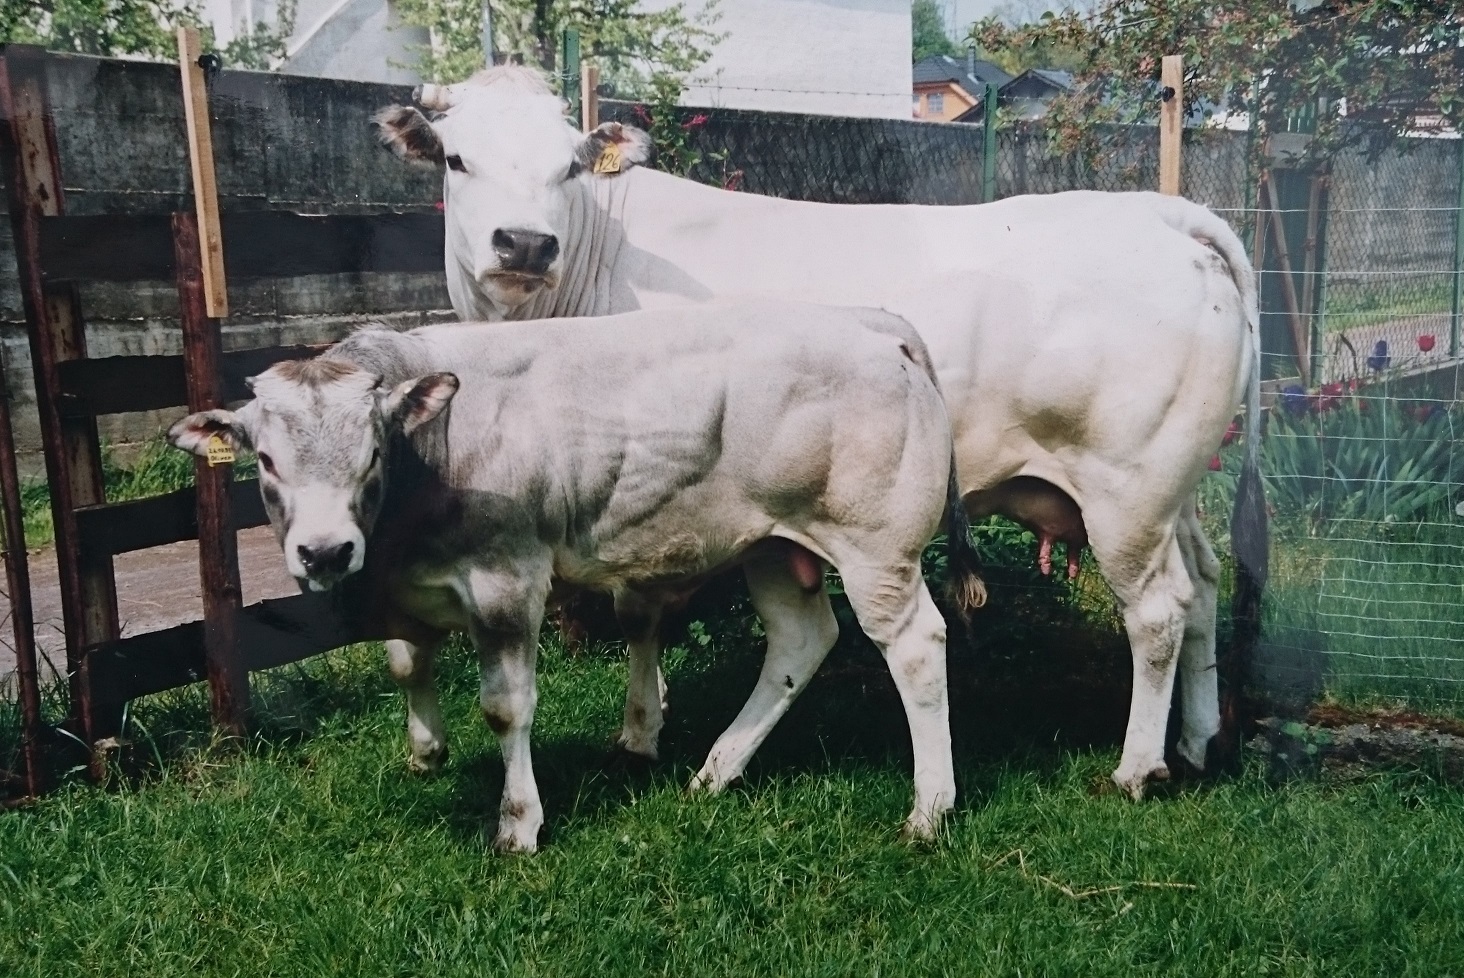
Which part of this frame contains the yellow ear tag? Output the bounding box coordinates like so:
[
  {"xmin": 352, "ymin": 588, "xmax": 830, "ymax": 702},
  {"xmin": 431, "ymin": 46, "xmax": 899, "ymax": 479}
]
[
  {"xmin": 592, "ymin": 141, "xmax": 623, "ymax": 174},
  {"xmin": 205, "ymin": 435, "xmax": 235, "ymax": 467}
]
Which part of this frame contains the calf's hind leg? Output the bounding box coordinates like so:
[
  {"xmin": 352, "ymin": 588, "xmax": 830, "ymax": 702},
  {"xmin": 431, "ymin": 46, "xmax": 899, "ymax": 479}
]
[
  {"xmin": 690, "ymin": 552, "xmax": 839, "ymax": 794},
  {"xmin": 614, "ymin": 589, "xmax": 666, "ymax": 759},
  {"xmin": 387, "ymin": 637, "xmax": 448, "ymax": 773},
  {"xmin": 836, "ymin": 560, "xmax": 955, "ymax": 840}
]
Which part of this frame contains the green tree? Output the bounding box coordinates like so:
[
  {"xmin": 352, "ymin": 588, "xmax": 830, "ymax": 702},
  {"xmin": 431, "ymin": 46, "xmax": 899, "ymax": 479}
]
[
  {"xmin": 396, "ymin": 0, "xmax": 723, "ymax": 95},
  {"xmin": 975, "ymin": 0, "xmax": 1085, "ymax": 75},
  {"xmin": 972, "ymin": 1, "xmax": 1464, "ymax": 162},
  {"xmin": 912, "ymin": 0, "xmax": 957, "ymax": 62},
  {"xmin": 2, "ymin": 0, "xmax": 296, "ymax": 69}
]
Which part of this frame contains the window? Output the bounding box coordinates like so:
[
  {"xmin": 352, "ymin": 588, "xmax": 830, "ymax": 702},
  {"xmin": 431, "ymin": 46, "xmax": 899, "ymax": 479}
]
[{"xmin": 927, "ymin": 92, "xmax": 944, "ymax": 115}]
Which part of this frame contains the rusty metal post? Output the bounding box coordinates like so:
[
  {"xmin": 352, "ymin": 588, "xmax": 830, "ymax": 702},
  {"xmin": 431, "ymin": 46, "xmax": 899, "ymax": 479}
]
[
  {"xmin": 0, "ymin": 47, "xmax": 123, "ymax": 748},
  {"xmin": 173, "ymin": 211, "xmax": 249, "ymax": 735}
]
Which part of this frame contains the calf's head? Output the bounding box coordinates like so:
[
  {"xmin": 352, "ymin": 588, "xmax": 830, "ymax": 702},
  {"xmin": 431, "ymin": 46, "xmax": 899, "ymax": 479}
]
[
  {"xmin": 373, "ymin": 66, "xmax": 651, "ymax": 314},
  {"xmin": 166, "ymin": 359, "xmax": 458, "ymax": 591}
]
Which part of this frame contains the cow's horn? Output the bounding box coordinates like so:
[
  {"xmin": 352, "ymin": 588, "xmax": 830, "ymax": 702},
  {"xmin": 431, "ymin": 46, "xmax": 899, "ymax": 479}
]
[{"xmin": 415, "ymin": 83, "xmax": 455, "ymax": 111}]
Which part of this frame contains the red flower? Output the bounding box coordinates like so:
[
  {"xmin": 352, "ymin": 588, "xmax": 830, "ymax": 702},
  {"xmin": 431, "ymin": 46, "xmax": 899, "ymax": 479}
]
[
  {"xmin": 1317, "ymin": 381, "xmax": 1345, "ymax": 412},
  {"xmin": 1419, "ymin": 334, "xmax": 1437, "ymax": 353},
  {"xmin": 434, "ymin": 200, "xmax": 444, "ymax": 212},
  {"xmin": 1208, "ymin": 454, "xmax": 1222, "ymax": 471},
  {"xmin": 632, "ymin": 104, "xmax": 652, "ymax": 125},
  {"xmin": 1221, "ymin": 420, "xmax": 1241, "ymax": 446},
  {"xmin": 681, "ymin": 112, "xmax": 710, "ymax": 130}
]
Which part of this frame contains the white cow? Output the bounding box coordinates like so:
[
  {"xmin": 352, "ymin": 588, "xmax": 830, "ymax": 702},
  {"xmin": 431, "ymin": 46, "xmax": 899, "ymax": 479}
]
[
  {"xmin": 167, "ymin": 303, "xmax": 984, "ymax": 851},
  {"xmin": 374, "ymin": 67, "xmax": 1266, "ymax": 800}
]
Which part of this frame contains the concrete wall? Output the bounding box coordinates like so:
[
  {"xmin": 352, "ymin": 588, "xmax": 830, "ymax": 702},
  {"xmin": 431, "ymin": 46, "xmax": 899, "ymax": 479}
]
[{"xmin": 649, "ymin": 0, "xmax": 914, "ymax": 119}]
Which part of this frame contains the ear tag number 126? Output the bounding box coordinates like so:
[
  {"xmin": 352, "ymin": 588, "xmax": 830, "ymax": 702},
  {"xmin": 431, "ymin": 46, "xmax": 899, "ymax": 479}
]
[
  {"xmin": 206, "ymin": 435, "xmax": 235, "ymax": 467},
  {"xmin": 593, "ymin": 142, "xmax": 622, "ymax": 174}
]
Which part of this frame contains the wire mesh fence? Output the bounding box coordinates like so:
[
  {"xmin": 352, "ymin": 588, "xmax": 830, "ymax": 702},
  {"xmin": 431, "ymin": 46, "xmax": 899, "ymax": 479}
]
[{"xmin": 610, "ymin": 95, "xmax": 1464, "ymax": 711}]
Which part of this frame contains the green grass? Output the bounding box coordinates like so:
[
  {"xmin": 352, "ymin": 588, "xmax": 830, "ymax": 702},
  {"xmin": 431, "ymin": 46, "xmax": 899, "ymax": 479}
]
[
  {"xmin": 1322, "ymin": 277, "xmax": 1452, "ymax": 335},
  {"xmin": 4, "ymin": 623, "xmax": 1464, "ymax": 977}
]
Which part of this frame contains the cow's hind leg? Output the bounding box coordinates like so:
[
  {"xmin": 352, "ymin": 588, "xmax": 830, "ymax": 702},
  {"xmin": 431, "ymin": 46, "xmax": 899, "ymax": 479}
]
[
  {"xmin": 1174, "ymin": 502, "xmax": 1222, "ymax": 771},
  {"xmin": 387, "ymin": 637, "xmax": 448, "ymax": 773},
  {"xmin": 1087, "ymin": 508, "xmax": 1196, "ymax": 800},
  {"xmin": 614, "ymin": 590, "xmax": 666, "ymax": 759},
  {"xmin": 690, "ymin": 553, "xmax": 839, "ymax": 794},
  {"xmin": 838, "ymin": 559, "xmax": 955, "ymax": 840}
]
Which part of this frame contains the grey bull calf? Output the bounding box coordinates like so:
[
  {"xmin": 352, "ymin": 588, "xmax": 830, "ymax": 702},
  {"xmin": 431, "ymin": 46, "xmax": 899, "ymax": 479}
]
[{"xmin": 166, "ymin": 301, "xmax": 984, "ymax": 852}]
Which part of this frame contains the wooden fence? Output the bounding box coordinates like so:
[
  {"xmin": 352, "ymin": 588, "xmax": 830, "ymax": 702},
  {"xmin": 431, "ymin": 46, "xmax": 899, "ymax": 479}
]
[{"xmin": 0, "ymin": 45, "xmax": 447, "ymax": 789}]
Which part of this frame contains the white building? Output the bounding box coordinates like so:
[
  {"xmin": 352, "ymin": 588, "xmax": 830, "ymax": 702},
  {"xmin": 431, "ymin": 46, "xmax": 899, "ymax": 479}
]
[
  {"xmin": 201, "ymin": 0, "xmax": 913, "ymax": 121},
  {"xmin": 202, "ymin": 0, "xmax": 426, "ymax": 84},
  {"xmin": 650, "ymin": 0, "xmax": 913, "ymax": 119}
]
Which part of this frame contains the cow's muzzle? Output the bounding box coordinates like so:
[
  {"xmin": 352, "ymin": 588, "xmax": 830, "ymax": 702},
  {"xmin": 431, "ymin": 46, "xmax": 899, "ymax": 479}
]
[
  {"xmin": 296, "ymin": 540, "xmax": 356, "ymax": 591},
  {"xmin": 491, "ymin": 228, "xmax": 559, "ymax": 276}
]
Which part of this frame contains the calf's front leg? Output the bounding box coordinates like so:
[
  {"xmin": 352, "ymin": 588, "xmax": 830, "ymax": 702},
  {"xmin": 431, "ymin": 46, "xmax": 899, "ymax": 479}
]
[
  {"xmin": 387, "ymin": 637, "xmax": 448, "ymax": 773},
  {"xmin": 469, "ymin": 576, "xmax": 547, "ymax": 853}
]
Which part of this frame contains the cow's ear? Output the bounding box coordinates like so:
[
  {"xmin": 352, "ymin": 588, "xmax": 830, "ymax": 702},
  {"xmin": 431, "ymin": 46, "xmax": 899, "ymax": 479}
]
[
  {"xmin": 385, "ymin": 373, "xmax": 459, "ymax": 434},
  {"xmin": 575, "ymin": 122, "xmax": 652, "ymax": 177},
  {"xmin": 167, "ymin": 409, "xmax": 244, "ymax": 457},
  {"xmin": 373, "ymin": 105, "xmax": 444, "ymax": 168}
]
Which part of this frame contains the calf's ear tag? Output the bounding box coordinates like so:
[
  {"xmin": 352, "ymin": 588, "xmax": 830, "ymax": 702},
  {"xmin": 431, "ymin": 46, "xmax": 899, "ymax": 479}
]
[
  {"xmin": 592, "ymin": 141, "xmax": 622, "ymax": 174},
  {"xmin": 206, "ymin": 435, "xmax": 235, "ymax": 466}
]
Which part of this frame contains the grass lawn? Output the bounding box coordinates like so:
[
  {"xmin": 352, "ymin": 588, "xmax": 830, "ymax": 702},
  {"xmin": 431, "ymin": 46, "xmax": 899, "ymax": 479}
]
[{"xmin": 3, "ymin": 615, "xmax": 1464, "ymax": 977}]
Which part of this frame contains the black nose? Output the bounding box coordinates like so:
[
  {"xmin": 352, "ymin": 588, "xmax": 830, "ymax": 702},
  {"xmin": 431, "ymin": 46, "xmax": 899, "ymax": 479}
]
[
  {"xmin": 297, "ymin": 541, "xmax": 354, "ymax": 576},
  {"xmin": 491, "ymin": 228, "xmax": 559, "ymax": 275}
]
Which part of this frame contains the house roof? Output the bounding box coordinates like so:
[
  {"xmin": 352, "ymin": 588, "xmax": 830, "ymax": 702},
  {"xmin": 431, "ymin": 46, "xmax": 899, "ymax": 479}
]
[
  {"xmin": 913, "ymin": 54, "xmax": 1013, "ymax": 100},
  {"xmin": 1003, "ymin": 68, "xmax": 1075, "ymax": 94}
]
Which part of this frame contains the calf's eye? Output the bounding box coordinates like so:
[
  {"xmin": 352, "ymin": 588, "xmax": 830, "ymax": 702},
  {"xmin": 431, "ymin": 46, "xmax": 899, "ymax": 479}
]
[
  {"xmin": 445, "ymin": 154, "xmax": 467, "ymax": 173},
  {"xmin": 258, "ymin": 452, "xmax": 277, "ymax": 477}
]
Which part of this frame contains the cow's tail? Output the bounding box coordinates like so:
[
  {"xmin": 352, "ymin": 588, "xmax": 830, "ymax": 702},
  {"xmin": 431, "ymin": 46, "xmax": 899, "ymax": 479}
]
[
  {"xmin": 1152, "ymin": 194, "xmax": 1268, "ymax": 761},
  {"xmin": 943, "ymin": 450, "xmax": 987, "ymax": 618}
]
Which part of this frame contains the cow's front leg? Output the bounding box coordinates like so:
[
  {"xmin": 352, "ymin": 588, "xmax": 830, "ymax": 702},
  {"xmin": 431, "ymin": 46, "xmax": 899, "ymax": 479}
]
[
  {"xmin": 386, "ymin": 636, "xmax": 448, "ymax": 773},
  {"xmin": 469, "ymin": 572, "xmax": 548, "ymax": 854},
  {"xmin": 614, "ymin": 589, "xmax": 665, "ymax": 759}
]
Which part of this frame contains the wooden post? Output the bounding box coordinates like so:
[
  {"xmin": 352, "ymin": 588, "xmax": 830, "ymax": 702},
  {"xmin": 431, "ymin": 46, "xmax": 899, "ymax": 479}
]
[
  {"xmin": 1159, "ymin": 54, "xmax": 1183, "ymax": 196},
  {"xmin": 580, "ymin": 62, "xmax": 599, "ymax": 133},
  {"xmin": 0, "ymin": 328, "xmax": 44, "ymax": 795},
  {"xmin": 561, "ymin": 29, "xmax": 581, "ymax": 123},
  {"xmin": 176, "ymin": 28, "xmax": 228, "ymax": 318},
  {"xmin": 0, "ymin": 47, "xmax": 123, "ymax": 748},
  {"xmin": 174, "ymin": 211, "xmax": 249, "ymax": 736}
]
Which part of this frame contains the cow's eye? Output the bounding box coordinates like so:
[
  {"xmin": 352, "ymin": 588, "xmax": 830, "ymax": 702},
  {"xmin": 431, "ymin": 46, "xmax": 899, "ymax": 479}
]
[
  {"xmin": 258, "ymin": 452, "xmax": 276, "ymax": 477},
  {"xmin": 445, "ymin": 154, "xmax": 467, "ymax": 173}
]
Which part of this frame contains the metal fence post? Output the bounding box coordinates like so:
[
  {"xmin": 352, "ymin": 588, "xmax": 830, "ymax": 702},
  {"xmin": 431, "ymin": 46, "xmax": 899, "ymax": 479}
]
[
  {"xmin": 1451, "ymin": 140, "xmax": 1464, "ymax": 359},
  {"xmin": 981, "ymin": 82, "xmax": 998, "ymax": 203},
  {"xmin": 561, "ymin": 29, "xmax": 581, "ymax": 123}
]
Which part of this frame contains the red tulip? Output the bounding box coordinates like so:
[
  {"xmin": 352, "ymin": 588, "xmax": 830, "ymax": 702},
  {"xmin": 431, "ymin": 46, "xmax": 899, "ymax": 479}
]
[
  {"xmin": 1221, "ymin": 420, "xmax": 1241, "ymax": 446},
  {"xmin": 1419, "ymin": 334, "xmax": 1436, "ymax": 352},
  {"xmin": 1208, "ymin": 454, "xmax": 1222, "ymax": 471}
]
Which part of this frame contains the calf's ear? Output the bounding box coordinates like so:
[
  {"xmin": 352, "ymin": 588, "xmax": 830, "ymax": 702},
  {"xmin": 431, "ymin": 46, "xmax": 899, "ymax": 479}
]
[
  {"xmin": 385, "ymin": 373, "xmax": 459, "ymax": 434},
  {"xmin": 372, "ymin": 105, "xmax": 444, "ymax": 168},
  {"xmin": 167, "ymin": 409, "xmax": 244, "ymax": 457},
  {"xmin": 575, "ymin": 122, "xmax": 652, "ymax": 176}
]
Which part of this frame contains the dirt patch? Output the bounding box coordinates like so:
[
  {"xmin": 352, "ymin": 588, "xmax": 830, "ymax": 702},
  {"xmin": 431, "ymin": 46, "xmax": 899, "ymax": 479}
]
[
  {"xmin": 1307, "ymin": 702, "xmax": 1464, "ymax": 739},
  {"xmin": 1250, "ymin": 715, "xmax": 1464, "ymax": 783}
]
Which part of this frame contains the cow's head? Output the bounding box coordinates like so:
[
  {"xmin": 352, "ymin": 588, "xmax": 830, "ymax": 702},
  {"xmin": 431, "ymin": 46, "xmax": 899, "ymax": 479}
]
[
  {"xmin": 373, "ymin": 66, "xmax": 651, "ymax": 314},
  {"xmin": 166, "ymin": 359, "xmax": 458, "ymax": 592}
]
